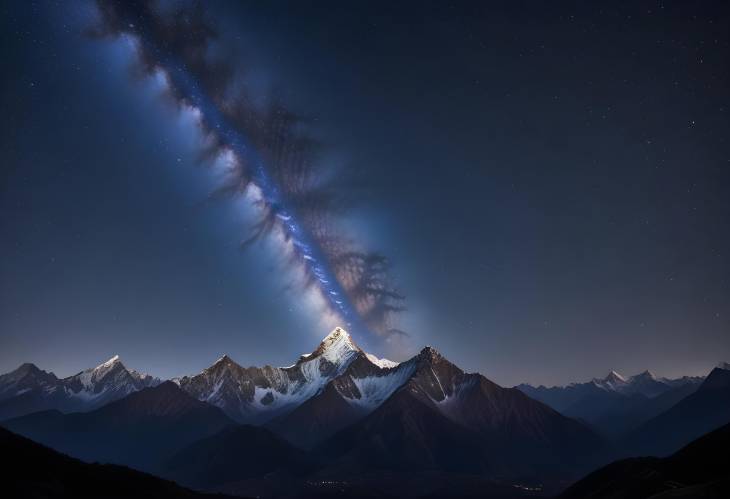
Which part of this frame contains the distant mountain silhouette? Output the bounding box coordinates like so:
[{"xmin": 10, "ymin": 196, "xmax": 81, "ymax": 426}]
[
  {"xmin": 587, "ymin": 382, "xmax": 700, "ymax": 438},
  {"xmin": 559, "ymin": 422, "xmax": 730, "ymax": 499},
  {"xmin": 621, "ymin": 365, "xmax": 730, "ymax": 456},
  {"xmin": 0, "ymin": 356, "xmax": 160, "ymax": 420},
  {"xmin": 517, "ymin": 371, "xmax": 703, "ymax": 438},
  {"xmin": 2, "ymin": 381, "xmax": 235, "ymax": 471},
  {"xmin": 0, "ymin": 426, "xmax": 238, "ymax": 499}
]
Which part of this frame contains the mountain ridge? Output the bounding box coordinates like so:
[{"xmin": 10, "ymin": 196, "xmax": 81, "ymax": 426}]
[
  {"xmin": 3, "ymin": 328, "xmax": 728, "ymax": 497},
  {"xmin": 0, "ymin": 355, "xmax": 161, "ymax": 420},
  {"xmin": 620, "ymin": 364, "xmax": 730, "ymax": 457},
  {"xmin": 313, "ymin": 344, "xmax": 606, "ymax": 480},
  {"xmin": 2, "ymin": 381, "xmax": 236, "ymax": 472},
  {"xmin": 516, "ymin": 368, "xmax": 706, "ymax": 438}
]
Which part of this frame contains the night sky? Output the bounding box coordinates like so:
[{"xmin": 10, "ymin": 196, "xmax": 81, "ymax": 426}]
[{"xmin": 1, "ymin": 1, "xmax": 729, "ymax": 387}]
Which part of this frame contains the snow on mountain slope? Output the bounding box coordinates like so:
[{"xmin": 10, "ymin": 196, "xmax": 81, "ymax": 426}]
[
  {"xmin": 62, "ymin": 355, "xmax": 161, "ymax": 404},
  {"xmin": 533, "ymin": 369, "xmax": 697, "ymax": 399},
  {"xmin": 323, "ymin": 351, "xmax": 417, "ymax": 411},
  {"xmin": 365, "ymin": 353, "xmax": 399, "ymax": 369},
  {"xmin": 309, "ymin": 327, "xmax": 361, "ymax": 367},
  {"xmin": 0, "ymin": 356, "xmax": 162, "ymax": 420},
  {"xmin": 592, "ymin": 370, "xmax": 628, "ymax": 392},
  {"xmin": 342, "ymin": 361, "xmax": 416, "ymax": 410},
  {"xmin": 1, "ymin": 327, "xmax": 404, "ymax": 425},
  {"xmin": 175, "ymin": 327, "xmax": 367, "ymax": 423},
  {"xmin": 266, "ymin": 348, "xmax": 416, "ymax": 448},
  {"xmin": 315, "ymin": 346, "xmax": 605, "ymax": 479}
]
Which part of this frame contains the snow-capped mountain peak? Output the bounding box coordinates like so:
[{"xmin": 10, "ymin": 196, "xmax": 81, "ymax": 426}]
[
  {"xmin": 214, "ymin": 354, "xmax": 233, "ymax": 363},
  {"xmin": 97, "ymin": 355, "xmax": 121, "ymax": 369},
  {"xmin": 308, "ymin": 327, "xmax": 361, "ymax": 366},
  {"xmin": 64, "ymin": 354, "xmax": 160, "ymax": 403},
  {"xmin": 207, "ymin": 354, "xmax": 239, "ymax": 371},
  {"xmin": 590, "ymin": 370, "xmax": 628, "ymax": 391},
  {"xmin": 590, "ymin": 369, "xmax": 674, "ymax": 398},
  {"xmin": 0, "ymin": 363, "xmax": 58, "ymax": 400},
  {"xmin": 75, "ymin": 355, "xmax": 125, "ymax": 389},
  {"xmin": 0, "ymin": 355, "xmax": 163, "ymax": 420},
  {"xmin": 606, "ymin": 370, "xmax": 627, "ymax": 383},
  {"xmin": 174, "ymin": 328, "xmax": 367, "ymax": 423},
  {"xmin": 365, "ymin": 353, "xmax": 399, "ymax": 369},
  {"xmin": 631, "ymin": 370, "xmax": 656, "ymax": 381}
]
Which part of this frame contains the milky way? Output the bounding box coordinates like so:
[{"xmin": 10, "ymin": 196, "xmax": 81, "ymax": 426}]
[{"xmin": 91, "ymin": 0, "xmax": 405, "ymax": 341}]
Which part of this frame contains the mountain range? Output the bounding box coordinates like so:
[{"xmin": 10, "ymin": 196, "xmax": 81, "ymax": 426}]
[
  {"xmin": 0, "ymin": 354, "xmax": 160, "ymax": 420},
  {"xmin": 312, "ymin": 346, "xmax": 603, "ymax": 480},
  {"xmin": 1, "ymin": 327, "xmax": 728, "ymax": 498},
  {"xmin": 620, "ymin": 365, "xmax": 730, "ymax": 457},
  {"xmin": 173, "ymin": 327, "xmax": 370, "ymax": 424},
  {"xmin": 516, "ymin": 369, "xmax": 704, "ymax": 438}
]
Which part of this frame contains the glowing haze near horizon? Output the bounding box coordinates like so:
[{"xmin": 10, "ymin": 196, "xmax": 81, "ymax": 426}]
[{"xmin": 1, "ymin": 0, "xmax": 729, "ymax": 386}]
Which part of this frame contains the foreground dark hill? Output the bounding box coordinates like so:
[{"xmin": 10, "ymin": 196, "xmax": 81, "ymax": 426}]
[
  {"xmin": 2, "ymin": 381, "xmax": 235, "ymax": 471},
  {"xmin": 316, "ymin": 347, "xmax": 604, "ymax": 481},
  {"xmin": 162, "ymin": 424, "xmax": 314, "ymax": 492},
  {"xmin": 161, "ymin": 412, "xmax": 548, "ymax": 499},
  {"xmin": 621, "ymin": 365, "xmax": 730, "ymax": 457},
  {"xmin": 559, "ymin": 422, "xmax": 730, "ymax": 499},
  {"xmin": 163, "ymin": 415, "xmax": 549, "ymax": 499},
  {"xmin": 0, "ymin": 426, "xmax": 236, "ymax": 499}
]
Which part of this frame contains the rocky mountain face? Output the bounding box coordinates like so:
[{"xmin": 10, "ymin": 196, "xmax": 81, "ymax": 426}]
[
  {"xmin": 155, "ymin": 337, "xmax": 603, "ymax": 494},
  {"xmin": 0, "ymin": 355, "xmax": 160, "ymax": 420},
  {"xmin": 173, "ymin": 327, "xmax": 394, "ymax": 424},
  {"xmin": 267, "ymin": 347, "xmax": 417, "ymax": 448},
  {"xmin": 0, "ymin": 363, "xmax": 59, "ymax": 399},
  {"xmin": 315, "ymin": 346, "xmax": 605, "ymax": 480},
  {"xmin": 62, "ymin": 355, "xmax": 161, "ymax": 405}
]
